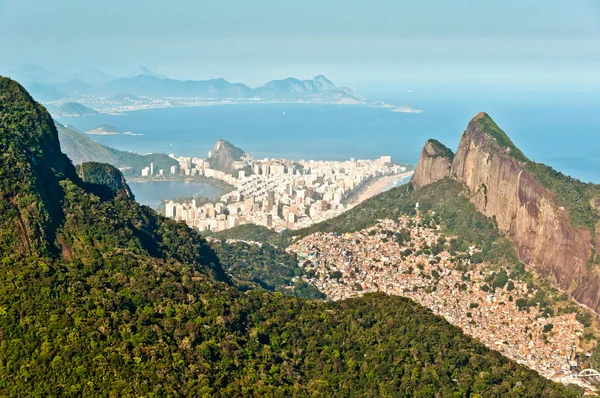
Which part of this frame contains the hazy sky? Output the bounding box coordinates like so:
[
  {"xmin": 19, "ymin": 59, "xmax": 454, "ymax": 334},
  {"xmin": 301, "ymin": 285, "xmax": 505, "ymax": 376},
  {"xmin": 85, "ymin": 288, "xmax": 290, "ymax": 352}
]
[{"xmin": 1, "ymin": 0, "xmax": 599, "ymax": 87}]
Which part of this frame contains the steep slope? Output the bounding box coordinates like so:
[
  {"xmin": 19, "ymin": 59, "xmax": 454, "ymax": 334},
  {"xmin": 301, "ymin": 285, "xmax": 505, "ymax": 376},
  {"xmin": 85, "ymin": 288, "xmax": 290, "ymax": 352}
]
[
  {"xmin": 410, "ymin": 139, "xmax": 453, "ymax": 189},
  {"xmin": 0, "ymin": 78, "xmax": 73, "ymax": 256},
  {"xmin": 56, "ymin": 122, "xmax": 177, "ymax": 175},
  {"xmin": 207, "ymin": 139, "xmax": 247, "ymax": 174},
  {"xmin": 0, "ymin": 77, "xmax": 581, "ymax": 396},
  {"xmin": 22, "ymin": 82, "xmax": 66, "ymax": 101},
  {"xmin": 75, "ymin": 162, "xmax": 133, "ymax": 197},
  {"xmin": 414, "ymin": 112, "xmax": 600, "ymax": 313}
]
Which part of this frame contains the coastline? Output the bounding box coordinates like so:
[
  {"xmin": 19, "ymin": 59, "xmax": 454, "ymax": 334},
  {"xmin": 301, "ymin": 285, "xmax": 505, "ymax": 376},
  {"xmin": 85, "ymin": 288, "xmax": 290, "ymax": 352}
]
[
  {"xmin": 348, "ymin": 171, "xmax": 413, "ymax": 205},
  {"xmin": 93, "ymin": 100, "xmax": 366, "ymax": 115}
]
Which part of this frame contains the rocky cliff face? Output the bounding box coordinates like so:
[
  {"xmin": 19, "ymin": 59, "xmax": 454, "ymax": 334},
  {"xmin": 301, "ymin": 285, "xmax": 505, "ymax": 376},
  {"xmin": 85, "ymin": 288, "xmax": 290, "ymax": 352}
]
[
  {"xmin": 410, "ymin": 139, "xmax": 453, "ymax": 190},
  {"xmin": 208, "ymin": 139, "xmax": 247, "ymax": 174},
  {"xmin": 415, "ymin": 112, "xmax": 600, "ymax": 313}
]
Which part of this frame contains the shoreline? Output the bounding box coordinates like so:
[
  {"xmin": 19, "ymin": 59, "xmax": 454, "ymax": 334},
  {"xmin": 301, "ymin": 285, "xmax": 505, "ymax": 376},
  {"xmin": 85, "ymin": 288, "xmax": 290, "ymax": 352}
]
[
  {"xmin": 348, "ymin": 171, "xmax": 414, "ymax": 205},
  {"xmin": 92, "ymin": 100, "xmax": 367, "ymax": 115}
]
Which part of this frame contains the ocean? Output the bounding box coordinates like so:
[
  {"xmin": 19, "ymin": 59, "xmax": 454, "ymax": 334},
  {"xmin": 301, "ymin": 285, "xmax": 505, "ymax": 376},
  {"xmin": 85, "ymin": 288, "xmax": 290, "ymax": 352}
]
[{"xmin": 58, "ymin": 86, "xmax": 600, "ymax": 183}]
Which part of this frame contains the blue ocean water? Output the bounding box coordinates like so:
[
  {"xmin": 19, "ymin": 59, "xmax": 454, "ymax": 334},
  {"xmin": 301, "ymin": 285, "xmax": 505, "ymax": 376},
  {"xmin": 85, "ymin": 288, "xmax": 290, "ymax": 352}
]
[{"xmin": 59, "ymin": 86, "xmax": 600, "ymax": 183}]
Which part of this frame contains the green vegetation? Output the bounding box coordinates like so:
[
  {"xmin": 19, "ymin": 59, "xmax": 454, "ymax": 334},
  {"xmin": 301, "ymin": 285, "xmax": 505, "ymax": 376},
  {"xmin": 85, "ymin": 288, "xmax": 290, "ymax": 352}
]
[
  {"xmin": 543, "ymin": 324, "xmax": 554, "ymax": 333},
  {"xmin": 427, "ymin": 138, "xmax": 454, "ymax": 162},
  {"xmin": 210, "ymin": 239, "xmax": 324, "ymax": 299},
  {"xmin": 476, "ymin": 113, "xmax": 600, "ymax": 232},
  {"xmin": 474, "ymin": 113, "xmax": 528, "ymax": 162},
  {"xmin": 56, "ymin": 122, "xmax": 178, "ymax": 175},
  {"xmin": 75, "ymin": 162, "xmax": 133, "ymax": 197},
  {"xmin": 210, "ymin": 223, "xmax": 291, "ymax": 247},
  {"xmin": 293, "ymin": 179, "xmax": 519, "ymax": 267},
  {"xmin": 524, "ymin": 161, "xmax": 600, "ymax": 232},
  {"xmin": 0, "ymin": 76, "xmax": 583, "ymax": 396}
]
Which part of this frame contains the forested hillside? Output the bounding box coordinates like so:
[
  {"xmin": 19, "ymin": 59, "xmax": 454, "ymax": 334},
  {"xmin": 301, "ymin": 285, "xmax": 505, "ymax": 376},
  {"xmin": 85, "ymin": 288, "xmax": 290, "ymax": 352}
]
[{"xmin": 0, "ymin": 76, "xmax": 582, "ymax": 396}]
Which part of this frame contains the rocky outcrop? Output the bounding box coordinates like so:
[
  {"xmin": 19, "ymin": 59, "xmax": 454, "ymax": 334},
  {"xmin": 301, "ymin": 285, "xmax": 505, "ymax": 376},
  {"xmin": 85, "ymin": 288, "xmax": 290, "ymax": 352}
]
[
  {"xmin": 415, "ymin": 112, "xmax": 600, "ymax": 313},
  {"xmin": 207, "ymin": 139, "xmax": 247, "ymax": 174},
  {"xmin": 410, "ymin": 139, "xmax": 453, "ymax": 189}
]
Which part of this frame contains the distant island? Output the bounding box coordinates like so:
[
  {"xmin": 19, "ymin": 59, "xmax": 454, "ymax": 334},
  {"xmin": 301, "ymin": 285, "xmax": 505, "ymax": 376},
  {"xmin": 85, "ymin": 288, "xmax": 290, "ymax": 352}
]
[{"xmin": 85, "ymin": 124, "xmax": 122, "ymax": 135}]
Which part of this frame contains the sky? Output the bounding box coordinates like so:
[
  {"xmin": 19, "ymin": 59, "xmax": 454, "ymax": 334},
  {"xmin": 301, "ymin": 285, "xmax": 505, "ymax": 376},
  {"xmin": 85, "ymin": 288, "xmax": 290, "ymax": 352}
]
[{"xmin": 0, "ymin": 0, "xmax": 599, "ymax": 87}]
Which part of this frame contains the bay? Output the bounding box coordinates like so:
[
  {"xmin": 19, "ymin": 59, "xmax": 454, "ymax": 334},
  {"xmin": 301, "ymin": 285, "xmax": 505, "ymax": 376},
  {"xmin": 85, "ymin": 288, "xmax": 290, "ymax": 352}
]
[
  {"xmin": 58, "ymin": 86, "xmax": 600, "ymax": 183},
  {"xmin": 128, "ymin": 181, "xmax": 222, "ymax": 208}
]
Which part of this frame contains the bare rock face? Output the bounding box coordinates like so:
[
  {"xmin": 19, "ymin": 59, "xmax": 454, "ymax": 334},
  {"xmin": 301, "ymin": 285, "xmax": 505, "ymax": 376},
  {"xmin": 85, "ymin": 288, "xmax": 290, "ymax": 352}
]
[
  {"xmin": 414, "ymin": 112, "xmax": 600, "ymax": 313},
  {"xmin": 207, "ymin": 139, "xmax": 246, "ymax": 175},
  {"xmin": 410, "ymin": 139, "xmax": 453, "ymax": 190}
]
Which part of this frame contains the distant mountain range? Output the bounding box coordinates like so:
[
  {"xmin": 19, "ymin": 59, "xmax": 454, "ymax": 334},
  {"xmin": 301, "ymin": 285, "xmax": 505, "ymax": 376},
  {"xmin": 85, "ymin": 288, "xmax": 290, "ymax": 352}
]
[
  {"xmin": 4, "ymin": 64, "xmax": 366, "ymax": 104},
  {"xmin": 96, "ymin": 74, "xmax": 364, "ymax": 103}
]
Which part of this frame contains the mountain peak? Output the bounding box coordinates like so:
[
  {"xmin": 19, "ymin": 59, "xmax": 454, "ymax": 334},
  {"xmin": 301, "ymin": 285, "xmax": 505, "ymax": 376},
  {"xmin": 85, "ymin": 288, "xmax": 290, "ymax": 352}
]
[
  {"xmin": 466, "ymin": 112, "xmax": 527, "ymax": 162},
  {"xmin": 312, "ymin": 75, "xmax": 336, "ymax": 91},
  {"xmin": 312, "ymin": 74, "xmax": 332, "ymax": 82},
  {"xmin": 126, "ymin": 66, "xmax": 166, "ymax": 79},
  {"xmin": 0, "ymin": 76, "xmax": 74, "ymax": 256},
  {"xmin": 410, "ymin": 138, "xmax": 454, "ymax": 189},
  {"xmin": 0, "ymin": 77, "xmax": 70, "ymax": 173}
]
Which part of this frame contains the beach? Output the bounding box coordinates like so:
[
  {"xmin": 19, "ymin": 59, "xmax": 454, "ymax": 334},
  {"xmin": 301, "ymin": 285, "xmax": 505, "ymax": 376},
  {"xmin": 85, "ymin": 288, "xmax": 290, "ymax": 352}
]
[{"xmin": 348, "ymin": 171, "xmax": 414, "ymax": 205}]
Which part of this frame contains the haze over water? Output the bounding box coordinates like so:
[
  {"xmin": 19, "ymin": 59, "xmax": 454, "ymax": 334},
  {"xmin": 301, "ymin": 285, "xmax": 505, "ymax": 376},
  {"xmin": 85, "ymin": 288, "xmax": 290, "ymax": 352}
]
[{"xmin": 59, "ymin": 85, "xmax": 600, "ymax": 183}]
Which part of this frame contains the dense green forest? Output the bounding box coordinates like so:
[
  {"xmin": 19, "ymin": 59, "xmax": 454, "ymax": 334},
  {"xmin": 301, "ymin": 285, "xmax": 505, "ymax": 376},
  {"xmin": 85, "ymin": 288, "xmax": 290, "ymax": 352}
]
[
  {"xmin": 210, "ymin": 239, "xmax": 324, "ymax": 299},
  {"xmin": 0, "ymin": 76, "xmax": 584, "ymax": 396},
  {"xmin": 75, "ymin": 162, "xmax": 133, "ymax": 197}
]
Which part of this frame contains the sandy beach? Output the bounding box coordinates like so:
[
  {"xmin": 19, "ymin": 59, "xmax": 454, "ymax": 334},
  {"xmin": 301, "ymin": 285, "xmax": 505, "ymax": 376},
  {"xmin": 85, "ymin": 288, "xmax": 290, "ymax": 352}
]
[{"xmin": 348, "ymin": 171, "xmax": 414, "ymax": 205}]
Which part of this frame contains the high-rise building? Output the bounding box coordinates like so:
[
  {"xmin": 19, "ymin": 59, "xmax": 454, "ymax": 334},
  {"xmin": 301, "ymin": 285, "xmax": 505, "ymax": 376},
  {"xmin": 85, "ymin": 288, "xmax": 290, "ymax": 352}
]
[
  {"xmin": 165, "ymin": 201, "xmax": 176, "ymax": 218},
  {"xmin": 170, "ymin": 165, "xmax": 178, "ymax": 175},
  {"xmin": 261, "ymin": 164, "xmax": 270, "ymax": 176},
  {"xmin": 380, "ymin": 156, "xmax": 392, "ymax": 165},
  {"xmin": 267, "ymin": 191, "xmax": 275, "ymax": 211},
  {"xmin": 150, "ymin": 162, "xmax": 154, "ymax": 176},
  {"xmin": 244, "ymin": 196, "xmax": 254, "ymax": 213}
]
